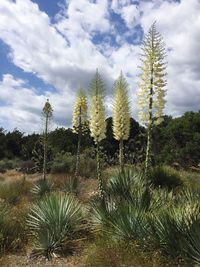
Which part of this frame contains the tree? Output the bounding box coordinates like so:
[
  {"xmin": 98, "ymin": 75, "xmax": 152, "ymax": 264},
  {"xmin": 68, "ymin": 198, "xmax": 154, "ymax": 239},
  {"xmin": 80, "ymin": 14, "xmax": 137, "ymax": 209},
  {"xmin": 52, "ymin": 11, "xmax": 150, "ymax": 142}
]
[
  {"xmin": 138, "ymin": 22, "xmax": 167, "ymax": 175},
  {"xmin": 89, "ymin": 70, "xmax": 106, "ymax": 198},
  {"xmin": 112, "ymin": 72, "xmax": 130, "ymax": 170},
  {"xmin": 72, "ymin": 89, "xmax": 88, "ymax": 180},
  {"xmin": 42, "ymin": 99, "xmax": 53, "ymax": 180}
]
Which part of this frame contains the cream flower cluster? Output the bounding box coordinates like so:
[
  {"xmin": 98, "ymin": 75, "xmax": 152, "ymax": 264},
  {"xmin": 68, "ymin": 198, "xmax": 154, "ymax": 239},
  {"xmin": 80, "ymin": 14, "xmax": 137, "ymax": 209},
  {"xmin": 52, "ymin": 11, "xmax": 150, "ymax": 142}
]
[
  {"xmin": 113, "ymin": 73, "xmax": 130, "ymax": 141},
  {"xmin": 138, "ymin": 23, "xmax": 167, "ymax": 126},
  {"xmin": 89, "ymin": 71, "xmax": 106, "ymax": 144},
  {"xmin": 72, "ymin": 90, "xmax": 88, "ymax": 134},
  {"xmin": 90, "ymin": 95, "xmax": 106, "ymax": 143}
]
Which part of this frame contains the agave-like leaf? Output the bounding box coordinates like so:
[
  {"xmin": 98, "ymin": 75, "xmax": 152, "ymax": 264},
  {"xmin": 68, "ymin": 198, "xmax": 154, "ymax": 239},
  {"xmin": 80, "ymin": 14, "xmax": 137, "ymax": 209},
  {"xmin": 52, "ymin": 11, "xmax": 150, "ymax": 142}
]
[
  {"xmin": 106, "ymin": 168, "xmax": 145, "ymax": 202},
  {"xmin": 31, "ymin": 179, "xmax": 53, "ymax": 197},
  {"xmin": 27, "ymin": 192, "xmax": 84, "ymax": 259}
]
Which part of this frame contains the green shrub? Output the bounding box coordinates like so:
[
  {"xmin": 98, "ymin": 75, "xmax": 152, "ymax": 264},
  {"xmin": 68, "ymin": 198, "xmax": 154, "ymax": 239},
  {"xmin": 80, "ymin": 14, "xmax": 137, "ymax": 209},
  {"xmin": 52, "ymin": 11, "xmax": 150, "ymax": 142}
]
[
  {"xmin": 51, "ymin": 152, "xmax": 97, "ymax": 178},
  {"xmin": 0, "ymin": 180, "xmax": 31, "ymax": 205},
  {"xmin": 78, "ymin": 155, "xmax": 97, "ymax": 178},
  {"xmin": 31, "ymin": 179, "xmax": 53, "ymax": 197},
  {"xmin": 148, "ymin": 166, "xmax": 184, "ymax": 190},
  {"xmin": 27, "ymin": 192, "xmax": 84, "ymax": 259},
  {"xmin": 0, "ymin": 158, "xmax": 20, "ymax": 171},
  {"xmin": 106, "ymin": 168, "xmax": 144, "ymax": 203},
  {"xmin": 51, "ymin": 152, "xmax": 74, "ymax": 174},
  {"xmin": 0, "ymin": 202, "xmax": 28, "ymax": 253}
]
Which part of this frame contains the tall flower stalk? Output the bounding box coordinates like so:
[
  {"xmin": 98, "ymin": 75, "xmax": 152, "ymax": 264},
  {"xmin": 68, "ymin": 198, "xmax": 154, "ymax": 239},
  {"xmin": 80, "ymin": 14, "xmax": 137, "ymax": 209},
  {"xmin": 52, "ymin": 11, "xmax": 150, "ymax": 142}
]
[
  {"xmin": 72, "ymin": 89, "xmax": 88, "ymax": 180},
  {"xmin": 42, "ymin": 99, "xmax": 53, "ymax": 181},
  {"xmin": 89, "ymin": 70, "xmax": 106, "ymax": 198},
  {"xmin": 113, "ymin": 72, "xmax": 130, "ymax": 170},
  {"xmin": 138, "ymin": 22, "xmax": 167, "ymax": 176}
]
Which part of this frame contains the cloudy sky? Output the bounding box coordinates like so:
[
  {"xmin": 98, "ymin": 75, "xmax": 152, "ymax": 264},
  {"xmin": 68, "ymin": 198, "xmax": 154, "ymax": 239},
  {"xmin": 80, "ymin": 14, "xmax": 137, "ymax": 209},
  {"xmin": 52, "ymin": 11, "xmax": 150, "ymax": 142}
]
[{"xmin": 0, "ymin": 0, "xmax": 200, "ymax": 133}]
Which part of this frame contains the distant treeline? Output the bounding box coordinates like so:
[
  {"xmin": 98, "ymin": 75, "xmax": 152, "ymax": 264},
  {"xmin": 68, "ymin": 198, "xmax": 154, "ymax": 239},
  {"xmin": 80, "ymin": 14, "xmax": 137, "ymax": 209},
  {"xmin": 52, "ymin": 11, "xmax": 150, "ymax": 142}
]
[{"xmin": 0, "ymin": 110, "xmax": 199, "ymax": 167}]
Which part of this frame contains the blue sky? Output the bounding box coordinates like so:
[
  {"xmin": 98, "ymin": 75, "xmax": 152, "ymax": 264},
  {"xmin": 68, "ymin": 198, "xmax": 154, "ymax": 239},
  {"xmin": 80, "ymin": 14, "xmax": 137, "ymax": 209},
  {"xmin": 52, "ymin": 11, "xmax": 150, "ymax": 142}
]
[{"xmin": 0, "ymin": 0, "xmax": 200, "ymax": 133}]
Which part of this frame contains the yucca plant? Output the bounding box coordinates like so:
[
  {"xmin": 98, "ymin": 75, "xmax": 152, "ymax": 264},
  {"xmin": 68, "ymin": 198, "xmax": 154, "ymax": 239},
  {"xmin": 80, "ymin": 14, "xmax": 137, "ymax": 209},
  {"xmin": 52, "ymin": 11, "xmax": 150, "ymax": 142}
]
[
  {"xmin": 72, "ymin": 89, "xmax": 88, "ymax": 181},
  {"xmin": 138, "ymin": 22, "xmax": 167, "ymax": 175},
  {"xmin": 112, "ymin": 72, "xmax": 130, "ymax": 170},
  {"xmin": 149, "ymin": 198, "xmax": 200, "ymax": 264},
  {"xmin": 27, "ymin": 192, "xmax": 84, "ymax": 259},
  {"xmin": 89, "ymin": 70, "xmax": 106, "ymax": 198},
  {"xmin": 106, "ymin": 168, "xmax": 144, "ymax": 203},
  {"xmin": 31, "ymin": 179, "xmax": 53, "ymax": 197},
  {"xmin": 90, "ymin": 195, "xmax": 150, "ymax": 247}
]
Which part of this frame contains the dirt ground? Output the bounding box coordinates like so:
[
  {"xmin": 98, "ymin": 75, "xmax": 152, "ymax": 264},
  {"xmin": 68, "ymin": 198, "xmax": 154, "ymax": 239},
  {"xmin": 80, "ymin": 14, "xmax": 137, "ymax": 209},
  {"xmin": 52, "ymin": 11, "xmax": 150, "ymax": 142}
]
[{"xmin": 0, "ymin": 253, "xmax": 86, "ymax": 267}]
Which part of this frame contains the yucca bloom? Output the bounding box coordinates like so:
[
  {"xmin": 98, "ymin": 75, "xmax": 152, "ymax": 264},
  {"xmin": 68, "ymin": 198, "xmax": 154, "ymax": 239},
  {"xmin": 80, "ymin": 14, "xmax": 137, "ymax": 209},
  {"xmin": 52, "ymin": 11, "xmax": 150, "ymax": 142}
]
[
  {"xmin": 89, "ymin": 70, "xmax": 106, "ymax": 198},
  {"xmin": 72, "ymin": 89, "xmax": 88, "ymax": 134},
  {"xmin": 42, "ymin": 99, "xmax": 53, "ymax": 181},
  {"xmin": 113, "ymin": 72, "xmax": 130, "ymax": 169},
  {"xmin": 90, "ymin": 95, "xmax": 106, "ymax": 143},
  {"xmin": 72, "ymin": 89, "xmax": 88, "ymax": 180},
  {"xmin": 138, "ymin": 22, "xmax": 167, "ymax": 175}
]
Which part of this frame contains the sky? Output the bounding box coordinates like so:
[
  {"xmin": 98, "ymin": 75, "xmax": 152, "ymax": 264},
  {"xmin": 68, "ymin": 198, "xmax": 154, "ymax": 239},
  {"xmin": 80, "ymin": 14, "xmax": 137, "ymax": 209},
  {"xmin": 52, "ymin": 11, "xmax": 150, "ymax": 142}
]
[{"xmin": 0, "ymin": 0, "xmax": 200, "ymax": 134}]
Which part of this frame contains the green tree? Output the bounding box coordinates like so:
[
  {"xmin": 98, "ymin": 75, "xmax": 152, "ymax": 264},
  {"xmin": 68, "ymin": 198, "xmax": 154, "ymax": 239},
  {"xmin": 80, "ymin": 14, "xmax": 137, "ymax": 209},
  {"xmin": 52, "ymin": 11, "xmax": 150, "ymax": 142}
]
[
  {"xmin": 89, "ymin": 70, "xmax": 106, "ymax": 198},
  {"xmin": 138, "ymin": 22, "xmax": 167, "ymax": 175},
  {"xmin": 112, "ymin": 72, "xmax": 130, "ymax": 170}
]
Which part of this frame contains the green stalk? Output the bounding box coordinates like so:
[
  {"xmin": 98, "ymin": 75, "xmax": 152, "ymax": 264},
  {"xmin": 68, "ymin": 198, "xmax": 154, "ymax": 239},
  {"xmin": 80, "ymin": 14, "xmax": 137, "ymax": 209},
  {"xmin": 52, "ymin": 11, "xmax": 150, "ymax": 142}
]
[
  {"xmin": 96, "ymin": 142, "xmax": 104, "ymax": 198},
  {"xmin": 74, "ymin": 107, "xmax": 82, "ymax": 181},
  {"xmin": 119, "ymin": 139, "xmax": 124, "ymax": 171},
  {"xmin": 43, "ymin": 113, "xmax": 48, "ymax": 181},
  {"xmin": 145, "ymin": 34, "xmax": 154, "ymax": 177}
]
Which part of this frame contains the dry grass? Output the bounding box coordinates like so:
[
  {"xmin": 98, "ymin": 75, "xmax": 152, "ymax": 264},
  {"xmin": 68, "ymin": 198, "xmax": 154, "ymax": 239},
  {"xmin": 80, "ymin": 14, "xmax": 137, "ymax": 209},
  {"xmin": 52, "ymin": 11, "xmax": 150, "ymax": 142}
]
[{"xmin": 0, "ymin": 168, "xmax": 198, "ymax": 267}]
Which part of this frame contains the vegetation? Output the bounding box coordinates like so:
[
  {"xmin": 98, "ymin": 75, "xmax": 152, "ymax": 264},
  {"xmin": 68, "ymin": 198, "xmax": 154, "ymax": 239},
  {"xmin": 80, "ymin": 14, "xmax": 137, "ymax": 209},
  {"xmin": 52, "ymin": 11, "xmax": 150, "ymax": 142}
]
[
  {"xmin": 0, "ymin": 22, "xmax": 199, "ymax": 267},
  {"xmin": 113, "ymin": 72, "xmax": 130, "ymax": 170},
  {"xmin": 42, "ymin": 99, "xmax": 53, "ymax": 181},
  {"xmin": 72, "ymin": 89, "xmax": 88, "ymax": 181},
  {"xmin": 27, "ymin": 192, "xmax": 84, "ymax": 259},
  {"xmin": 90, "ymin": 169, "xmax": 200, "ymax": 265},
  {"xmin": 89, "ymin": 70, "xmax": 106, "ymax": 198},
  {"xmin": 138, "ymin": 22, "xmax": 167, "ymax": 175}
]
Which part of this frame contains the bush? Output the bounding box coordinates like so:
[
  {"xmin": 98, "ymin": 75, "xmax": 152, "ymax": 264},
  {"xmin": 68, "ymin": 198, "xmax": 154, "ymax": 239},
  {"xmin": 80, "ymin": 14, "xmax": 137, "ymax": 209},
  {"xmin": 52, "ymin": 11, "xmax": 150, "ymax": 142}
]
[
  {"xmin": 51, "ymin": 152, "xmax": 74, "ymax": 174},
  {"xmin": 27, "ymin": 192, "xmax": 84, "ymax": 259},
  {"xmin": 51, "ymin": 151, "xmax": 97, "ymax": 179},
  {"xmin": 0, "ymin": 180, "xmax": 32, "ymax": 205},
  {"xmin": 78, "ymin": 155, "xmax": 96, "ymax": 178},
  {"xmin": 148, "ymin": 166, "xmax": 184, "ymax": 190},
  {"xmin": 0, "ymin": 202, "xmax": 28, "ymax": 253},
  {"xmin": 0, "ymin": 158, "xmax": 20, "ymax": 171}
]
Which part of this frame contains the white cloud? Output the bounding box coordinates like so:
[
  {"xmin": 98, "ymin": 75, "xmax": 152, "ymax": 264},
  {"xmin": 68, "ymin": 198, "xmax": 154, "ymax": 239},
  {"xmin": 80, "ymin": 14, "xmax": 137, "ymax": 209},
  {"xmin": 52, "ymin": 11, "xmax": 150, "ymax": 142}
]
[
  {"xmin": 138, "ymin": 0, "xmax": 200, "ymax": 116},
  {"xmin": 0, "ymin": 74, "xmax": 75, "ymax": 133},
  {"xmin": 0, "ymin": 0, "xmax": 199, "ymax": 132},
  {"xmin": 121, "ymin": 4, "xmax": 140, "ymax": 28}
]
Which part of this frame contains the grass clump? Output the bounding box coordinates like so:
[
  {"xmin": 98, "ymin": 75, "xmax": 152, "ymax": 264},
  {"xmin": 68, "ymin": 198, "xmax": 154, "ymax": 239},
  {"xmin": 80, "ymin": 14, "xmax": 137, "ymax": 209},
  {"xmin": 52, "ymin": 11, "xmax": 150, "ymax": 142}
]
[
  {"xmin": 0, "ymin": 202, "xmax": 28, "ymax": 254},
  {"xmin": 0, "ymin": 180, "xmax": 32, "ymax": 205},
  {"xmin": 83, "ymin": 237, "xmax": 181, "ymax": 267}
]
